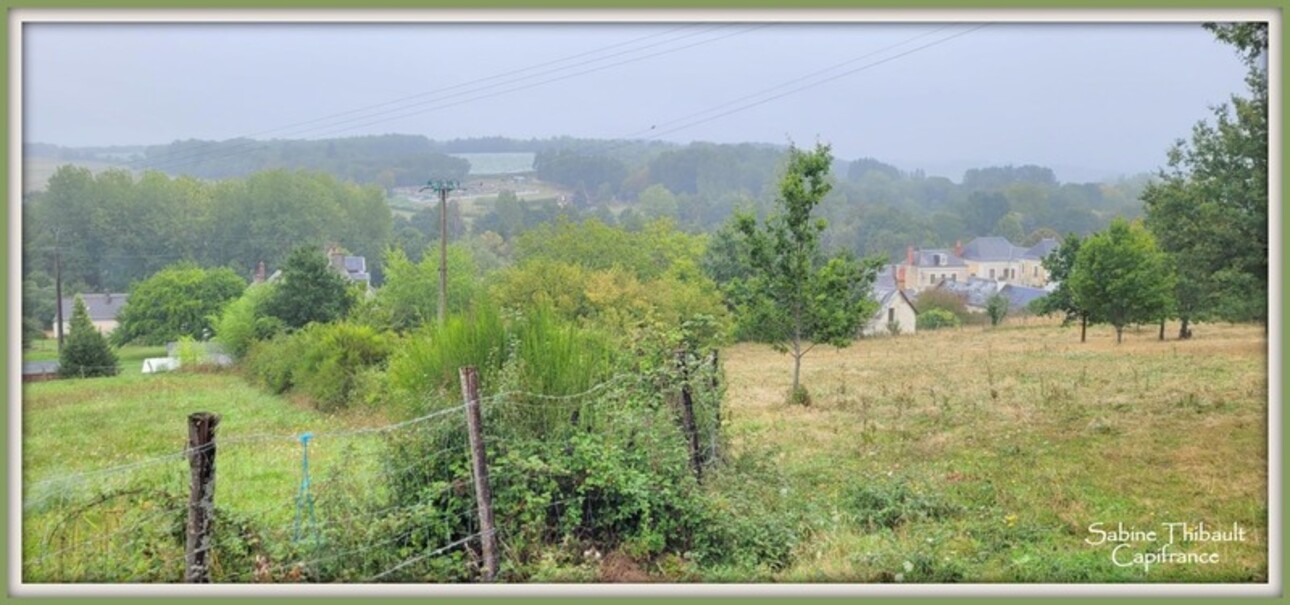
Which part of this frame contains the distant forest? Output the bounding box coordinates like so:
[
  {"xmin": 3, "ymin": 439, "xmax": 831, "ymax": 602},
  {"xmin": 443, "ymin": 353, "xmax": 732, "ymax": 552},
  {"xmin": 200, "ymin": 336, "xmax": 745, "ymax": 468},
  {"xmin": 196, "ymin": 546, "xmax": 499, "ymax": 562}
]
[{"xmin": 24, "ymin": 134, "xmax": 1152, "ymax": 293}]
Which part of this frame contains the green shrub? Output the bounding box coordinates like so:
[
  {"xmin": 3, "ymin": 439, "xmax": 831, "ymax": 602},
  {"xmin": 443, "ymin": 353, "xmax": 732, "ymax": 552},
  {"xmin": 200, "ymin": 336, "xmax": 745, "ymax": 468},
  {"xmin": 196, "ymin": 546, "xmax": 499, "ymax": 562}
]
[
  {"xmin": 917, "ymin": 308, "xmax": 961, "ymax": 330},
  {"xmin": 292, "ymin": 322, "xmax": 393, "ymax": 412},
  {"xmin": 913, "ymin": 289, "xmax": 970, "ymax": 322},
  {"xmin": 242, "ymin": 332, "xmax": 310, "ymax": 394},
  {"xmin": 175, "ymin": 336, "xmax": 205, "ymax": 368},
  {"xmin": 214, "ymin": 283, "xmax": 280, "ymax": 359},
  {"xmin": 986, "ymin": 293, "xmax": 1009, "ymax": 327},
  {"xmin": 787, "ymin": 384, "xmax": 811, "ymax": 406},
  {"xmin": 242, "ymin": 322, "xmax": 392, "ymax": 411}
]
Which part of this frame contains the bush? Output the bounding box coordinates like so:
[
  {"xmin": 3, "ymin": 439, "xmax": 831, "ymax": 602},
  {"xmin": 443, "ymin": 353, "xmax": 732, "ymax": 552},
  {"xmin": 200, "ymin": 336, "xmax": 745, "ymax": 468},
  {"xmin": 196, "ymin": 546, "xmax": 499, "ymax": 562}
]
[
  {"xmin": 242, "ymin": 322, "xmax": 392, "ymax": 411},
  {"xmin": 213, "ymin": 283, "xmax": 281, "ymax": 359},
  {"xmin": 917, "ymin": 308, "xmax": 961, "ymax": 330},
  {"xmin": 787, "ymin": 384, "xmax": 811, "ymax": 406},
  {"xmin": 913, "ymin": 289, "xmax": 970, "ymax": 322},
  {"xmin": 293, "ymin": 322, "xmax": 393, "ymax": 412},
  {"xmin": 986, "ymin": 293, "xmax": 1009, "ymax": 326}
]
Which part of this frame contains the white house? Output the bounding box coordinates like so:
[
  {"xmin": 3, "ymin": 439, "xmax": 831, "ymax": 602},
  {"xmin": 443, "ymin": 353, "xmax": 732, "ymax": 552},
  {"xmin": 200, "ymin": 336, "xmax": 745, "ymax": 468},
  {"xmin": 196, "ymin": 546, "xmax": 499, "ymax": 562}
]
[
  {"xmin": 864, "ymin": 268, "xmax": 917, "ymax": 336},
  {"xmin": 57, "ymin": 293, "xmax": 128, "ymax": 335}
]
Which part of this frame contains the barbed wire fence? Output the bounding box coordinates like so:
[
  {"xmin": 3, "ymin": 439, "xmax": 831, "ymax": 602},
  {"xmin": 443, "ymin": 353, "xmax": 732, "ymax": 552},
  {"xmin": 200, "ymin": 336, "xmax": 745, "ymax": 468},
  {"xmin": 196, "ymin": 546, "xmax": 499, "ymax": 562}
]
[{"xmin": 22, "ymin": 349, "xmax": 724, "ymax": 584}]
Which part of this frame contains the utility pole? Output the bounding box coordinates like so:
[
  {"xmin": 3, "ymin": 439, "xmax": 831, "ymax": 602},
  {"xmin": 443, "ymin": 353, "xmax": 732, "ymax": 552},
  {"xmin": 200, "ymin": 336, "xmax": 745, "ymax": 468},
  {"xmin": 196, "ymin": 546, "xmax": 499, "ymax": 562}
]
[
  {"xmin": 420, "ymin": 179, "xmax": 461, "ymax": 325},
  {"xmin": 54, "ymin": 233, "xmax": 64, "ymax": 352}
]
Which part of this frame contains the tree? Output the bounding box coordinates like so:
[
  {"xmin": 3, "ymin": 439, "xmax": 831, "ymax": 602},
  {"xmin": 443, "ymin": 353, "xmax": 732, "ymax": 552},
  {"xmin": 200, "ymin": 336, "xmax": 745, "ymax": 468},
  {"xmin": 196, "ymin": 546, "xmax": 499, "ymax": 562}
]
[
  {"xmin": 732, "ymin": 143, "xmax": 882, "ymax": 399},
  {"xmin": 1142, "ymin": 22, "xmax": 1268, "ymax": 333},
  {"xmin": 986, "ymin": 293, "xmax": 1008, "ymax": 327},
  {"xmin": 113, "ymin": 263, "xmax": 246, "ymax": 345},
  {"xmin": 377, "ymin": 244, "xmax": 481, "ymax": 331},
  {"xmin": 1034, "ymin": 233, "xmax": 1091, "ymax": 342},
  {"xmin": 638, "ymin": 184, "xmax": 680, "ymax": 220},
  {"xmin": 1068, "ymin": 219, "xmax": 1175, "ymax": 344},
  {"xmin": 59, "ymin": 295, "xmax": 119, "ymax": 378},
  {"xmin": 263, "ymin": 246, "xmax": 353, "ymax": 330}
]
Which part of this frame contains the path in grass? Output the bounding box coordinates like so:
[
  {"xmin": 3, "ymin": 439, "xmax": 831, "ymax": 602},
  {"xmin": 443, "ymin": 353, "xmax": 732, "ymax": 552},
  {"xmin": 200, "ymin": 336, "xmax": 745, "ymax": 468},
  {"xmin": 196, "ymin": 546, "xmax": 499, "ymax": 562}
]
[{"xmin": 722, "ymin": 319, "xmax": 1267, "ymax": 583}]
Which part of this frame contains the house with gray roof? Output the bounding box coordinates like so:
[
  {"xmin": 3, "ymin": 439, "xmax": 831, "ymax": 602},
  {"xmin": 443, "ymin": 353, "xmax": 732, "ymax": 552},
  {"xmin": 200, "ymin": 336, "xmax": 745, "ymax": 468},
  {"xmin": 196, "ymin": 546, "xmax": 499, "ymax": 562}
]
[
  {"xmin": 864, "ymin": 267, "xmax": 918, "ymax": 336},
  {"xmin": 956, "ymin": 236, "xmax": 1060, "ymax": 288},
  {"xmin": 928, "ymin": 276, "xmax": 1002, "ymax": 312},
  {"xmin": 999, "ymin": 283, "xmax": 1049, "ymax": 312},
  {"xmin": 57, "ymin": 293, "xmax": 128, "ymax": 335},
  {"xmin": 326, "ymin": 246, "xmax": 371, "ymax": 288}
]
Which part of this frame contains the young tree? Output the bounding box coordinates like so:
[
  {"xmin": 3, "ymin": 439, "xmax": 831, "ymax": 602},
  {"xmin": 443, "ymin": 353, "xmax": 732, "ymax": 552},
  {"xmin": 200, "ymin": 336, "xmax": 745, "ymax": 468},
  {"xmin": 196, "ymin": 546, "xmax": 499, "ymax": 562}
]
[
  {"xmin": 263, "ymin": 246, "xmax": 353, "ymax": 330},
  {"xmin": 59, "ymin": 295, "xmax": 119, "ymax": 378},
  {"xmin": 1034, "ymin": 233, "xmax": 1092, "ymax": 342},
  {"xmin": 113, "ymin": 262, "xmax": 246, "ymax": 345},
  {"xmin": 733, "ymin": 143, "xmax": 882, "ymax": 400},
  {"xmin": 1068, "ymin": 219, "xmax": 1175, "ymax": 344}
]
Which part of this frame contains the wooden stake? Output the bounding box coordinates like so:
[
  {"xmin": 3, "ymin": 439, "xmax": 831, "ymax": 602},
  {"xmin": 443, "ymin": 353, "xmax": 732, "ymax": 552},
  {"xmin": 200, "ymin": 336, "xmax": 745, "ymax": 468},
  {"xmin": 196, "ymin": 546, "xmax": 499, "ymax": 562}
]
[
  {"xmin": 186, "ymin": 412, "xmax": 219, "ymax": 583},
  {"xmin": 459, "ymin": 366, "xmax": 498, "ymax": 582}
]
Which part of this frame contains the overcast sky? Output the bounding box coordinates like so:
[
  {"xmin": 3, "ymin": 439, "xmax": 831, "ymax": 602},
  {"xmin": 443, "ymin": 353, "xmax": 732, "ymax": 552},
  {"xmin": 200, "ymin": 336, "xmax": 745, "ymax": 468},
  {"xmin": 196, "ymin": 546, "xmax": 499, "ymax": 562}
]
[{"xmin": 23, "ymin": 21, "xmax": 1250, "ymax": 182}]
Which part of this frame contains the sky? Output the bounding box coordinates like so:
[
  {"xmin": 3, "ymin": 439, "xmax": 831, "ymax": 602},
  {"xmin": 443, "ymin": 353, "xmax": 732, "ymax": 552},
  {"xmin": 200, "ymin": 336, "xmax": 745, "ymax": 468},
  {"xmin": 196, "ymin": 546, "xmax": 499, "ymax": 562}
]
[{"xmin": 22, "ymin": 20, "xmax": 1251, "ymax": 182}]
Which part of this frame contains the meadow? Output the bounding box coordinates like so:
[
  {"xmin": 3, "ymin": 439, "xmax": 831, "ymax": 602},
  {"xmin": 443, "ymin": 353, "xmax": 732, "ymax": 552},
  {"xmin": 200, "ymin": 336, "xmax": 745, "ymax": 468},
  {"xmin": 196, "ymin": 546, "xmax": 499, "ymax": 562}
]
[
  {"xmin": 19, "ymin": 316, "xmax": 1268, "ymax": 582},
  {"xmin": 719, "ymin": 317, "xmax": 1267, "ymax": 582}
]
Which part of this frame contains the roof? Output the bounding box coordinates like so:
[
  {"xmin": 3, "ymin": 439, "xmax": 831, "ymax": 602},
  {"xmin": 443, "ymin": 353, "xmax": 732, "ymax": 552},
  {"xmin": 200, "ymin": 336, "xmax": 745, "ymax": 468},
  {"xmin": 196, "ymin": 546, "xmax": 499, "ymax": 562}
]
[
  {"xmin": 58, "ymin": 294, "xmax": 128, "ymax": 323},
  {"xmin": 912, "ymin": 249, "xmax": 967, "ymax": 268},
  {"xmin": 1022, "ymin": 238, "xmax": 1060, "ymax": 260},
  {"xmin": 1000, "ymin": 284, "xmax": 1049, "ymax": 311},
  {"xmin": 870, "ymin": 285, "xmax": 917, "ymax": 316},
  {"xmin": 874, "ymin": 265, "xmax": 898, "ymax": 291},
  {"xmin": 931, "ymin": 276, "xmax": 1001, "ymax": 308},
  {"xmin": 22, "ymin": 360, "xmax": 60, "ymax": 375},
  {"xmin": 959, "ymin": 236, "xmax": 1028, "ymax": 262}
]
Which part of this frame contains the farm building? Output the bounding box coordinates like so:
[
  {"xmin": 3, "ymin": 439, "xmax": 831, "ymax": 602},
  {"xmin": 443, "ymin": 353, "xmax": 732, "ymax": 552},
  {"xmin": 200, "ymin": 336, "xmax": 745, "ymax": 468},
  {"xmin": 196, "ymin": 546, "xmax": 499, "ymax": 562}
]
[{"xmin": 56, "ymin": 293, "xmax": 128, "ymax": 335}]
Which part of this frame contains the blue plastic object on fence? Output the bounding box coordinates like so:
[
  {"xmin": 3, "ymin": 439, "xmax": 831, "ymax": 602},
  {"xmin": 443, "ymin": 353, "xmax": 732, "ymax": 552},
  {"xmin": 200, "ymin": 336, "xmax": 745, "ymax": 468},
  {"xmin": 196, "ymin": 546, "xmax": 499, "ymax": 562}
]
[{"xmin": 293, "ymin": 432, "xmax": 318, "ymax": 544}]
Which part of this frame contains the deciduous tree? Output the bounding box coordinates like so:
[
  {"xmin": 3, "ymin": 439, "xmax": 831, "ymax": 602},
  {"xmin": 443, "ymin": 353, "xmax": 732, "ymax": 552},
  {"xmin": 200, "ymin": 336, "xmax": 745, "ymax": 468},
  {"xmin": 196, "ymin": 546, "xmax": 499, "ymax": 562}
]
[
  {"xmin": 1068, "ymin": 219, "xmax": 1174, "ymax": 344},
  {"xmin": 732, "ymin": 143, "xmax": 882, "ymax": 400}
]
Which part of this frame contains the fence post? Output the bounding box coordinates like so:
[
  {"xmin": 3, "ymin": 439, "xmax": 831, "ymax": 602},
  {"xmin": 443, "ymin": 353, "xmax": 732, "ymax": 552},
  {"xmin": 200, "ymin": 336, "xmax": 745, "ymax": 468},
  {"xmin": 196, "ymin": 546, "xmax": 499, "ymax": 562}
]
[
  {"xmin": 459, "ymin": 366, "xmax": 499, "ymax": 583},
  {"xmin": 676, "ymin": 351, "xmax": 703, "ymax": 482},
  {"xmin": 186, "ymin": 412, "xmax": 219, "ymax": 583},
  {"xmin": 709, "ymin": 348, "xmax": 721, "ymax": 465}
]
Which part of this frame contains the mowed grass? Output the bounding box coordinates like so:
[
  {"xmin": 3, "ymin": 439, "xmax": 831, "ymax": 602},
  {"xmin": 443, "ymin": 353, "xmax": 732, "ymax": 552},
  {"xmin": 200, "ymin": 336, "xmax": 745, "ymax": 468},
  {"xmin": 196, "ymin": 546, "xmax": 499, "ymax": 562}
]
[
  {"xmin": 21, "ymin": 366, "xmax": 395, "ymax": 582},
  {"xmin": 721, "ymin": 317, "xmax": 1267, "ymax": 583}
]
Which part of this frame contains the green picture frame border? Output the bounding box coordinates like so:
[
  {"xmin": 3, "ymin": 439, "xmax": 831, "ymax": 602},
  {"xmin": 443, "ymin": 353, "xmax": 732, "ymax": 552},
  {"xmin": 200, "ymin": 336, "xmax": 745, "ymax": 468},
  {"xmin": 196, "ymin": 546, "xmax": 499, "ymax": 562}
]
[{"xmin": 2, "ymin": 1, "xmax": 1283, "ymax": 603}]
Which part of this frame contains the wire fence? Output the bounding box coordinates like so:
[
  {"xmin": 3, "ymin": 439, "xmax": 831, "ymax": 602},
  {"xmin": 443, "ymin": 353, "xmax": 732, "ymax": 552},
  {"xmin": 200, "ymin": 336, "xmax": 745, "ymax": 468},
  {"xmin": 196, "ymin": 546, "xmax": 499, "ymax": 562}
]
[{"xmin": 22, "ymin": 353, "xmax": 725, "ymax": 584}]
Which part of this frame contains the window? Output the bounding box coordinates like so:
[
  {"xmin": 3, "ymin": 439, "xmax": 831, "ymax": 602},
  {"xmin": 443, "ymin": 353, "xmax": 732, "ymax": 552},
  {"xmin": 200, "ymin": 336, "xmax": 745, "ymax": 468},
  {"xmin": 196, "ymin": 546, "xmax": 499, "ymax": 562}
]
[
  {"xmin": 989, "ymin": 268, "xmax": 995, "ymax": 279},
  {"xmin": 951, "ymin": 274, "xmax": 957, "ymax": 282},
  {"xmin": 1034, "ymin": 266, "xmax": 1039, "ymax": 277},
  {"xmin": 888, "ymin": 308, "xmax": 895, "ymax": 322}
]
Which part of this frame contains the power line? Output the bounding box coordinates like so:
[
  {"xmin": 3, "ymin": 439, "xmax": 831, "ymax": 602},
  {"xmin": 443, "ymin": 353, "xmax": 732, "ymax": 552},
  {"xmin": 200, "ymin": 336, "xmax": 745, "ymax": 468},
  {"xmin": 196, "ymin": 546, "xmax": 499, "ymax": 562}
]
[
  {"xmin": 135, "ymin": 24, "xmax": 760, "ymax": 175},
  {"xmin": 614, "ymin": 23, "xmax": 961, "ymax": 141},
  {"xmin": 634, "ymin": 23, "xmax": 992, "ymax": 144}
]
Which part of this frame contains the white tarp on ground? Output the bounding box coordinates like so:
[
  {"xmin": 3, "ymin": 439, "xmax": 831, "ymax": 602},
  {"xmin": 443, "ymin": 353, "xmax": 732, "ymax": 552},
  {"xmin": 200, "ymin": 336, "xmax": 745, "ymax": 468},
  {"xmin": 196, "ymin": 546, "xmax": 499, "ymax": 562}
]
[{"xmin": 141, "ymin": 357, "xmax": 180, "ymax": 374}]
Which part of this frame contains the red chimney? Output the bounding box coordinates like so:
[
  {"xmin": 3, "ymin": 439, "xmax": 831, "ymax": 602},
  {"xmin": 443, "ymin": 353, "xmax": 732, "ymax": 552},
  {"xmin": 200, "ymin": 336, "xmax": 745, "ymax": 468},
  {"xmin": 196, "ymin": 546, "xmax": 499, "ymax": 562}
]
[
  {"xmin": 896, "ymin": 266, "xmax": 906, "ymax": 289},
  {"xmin": 954, "ymin": 240, "xmax": 964, "ymax": 257},
  {"xmin": 254, "ymin": 261, "xmax": 266, "ymax": 284},
  {"xmin": 906, "ymin": 245, "xmax": 915, "ymax": 266}
]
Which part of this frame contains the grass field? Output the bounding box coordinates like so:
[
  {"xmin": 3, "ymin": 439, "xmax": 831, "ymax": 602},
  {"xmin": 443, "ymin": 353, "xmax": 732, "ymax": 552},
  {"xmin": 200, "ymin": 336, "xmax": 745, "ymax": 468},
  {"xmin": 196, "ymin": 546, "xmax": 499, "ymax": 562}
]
[
  {"xmin": 720, "ymin": 317, "xmax": 1267, "ymax": 582},
  {"xmin": 20, "ymin": 317, "xmax": 1267, "ymax": 583},
  {"xmin": 23, "ymin": 157, "xmax": 133, "ymax": 193},
  {"xmin": 21, "ymin": 362, "xmax": 394, "ymax": 582}
]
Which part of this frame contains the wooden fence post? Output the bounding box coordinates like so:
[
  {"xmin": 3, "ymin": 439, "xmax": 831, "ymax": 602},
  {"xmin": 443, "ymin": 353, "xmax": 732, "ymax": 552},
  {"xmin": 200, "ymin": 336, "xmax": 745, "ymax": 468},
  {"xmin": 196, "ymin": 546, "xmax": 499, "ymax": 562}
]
[
  {"xmin": 186, "ymin": 412, "xmax": 219, "ymax": 583},
  {"xmin": 676, "ymin": 351, "xmax": 702, "ymax": 482},
  {"xmin": 709, "ymin": 348, "xmax": 721, "ymax": 465},
  {"xmin": 459, "ymin": 366, "xmax": 499, "ymax": 583}
]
